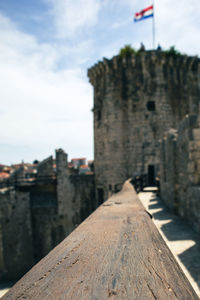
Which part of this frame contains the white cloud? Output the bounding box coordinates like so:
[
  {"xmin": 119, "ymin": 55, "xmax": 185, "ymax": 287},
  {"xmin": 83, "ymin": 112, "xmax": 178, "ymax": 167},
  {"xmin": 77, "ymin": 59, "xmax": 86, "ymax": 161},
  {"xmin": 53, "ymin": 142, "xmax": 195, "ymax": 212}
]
[
  {"xmin": 156, "ymin": 0, "xmax": 200, "ymax": 55},
  {"xmin": 0, "ymin": 13, "xmax": 93, "ymax": 163},
  {"xmin": 122, "ymin": 0, "xmax": 147, "ymax": 11},
  {"xmin": 112, "ymin": 20, "xmax": 130, "ymax": 29},
  {"xmin": 0, "ymin": 14, "xmax": 58, "ymax": 71},
  {"xmin": 45, "ymin": 0, "xmax": 101, "ymax": 38}
]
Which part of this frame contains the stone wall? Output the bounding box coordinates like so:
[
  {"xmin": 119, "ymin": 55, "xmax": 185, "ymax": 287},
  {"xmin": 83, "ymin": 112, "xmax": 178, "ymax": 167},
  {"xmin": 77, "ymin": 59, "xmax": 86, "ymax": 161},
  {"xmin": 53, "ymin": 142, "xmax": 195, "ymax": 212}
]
[
  {"xmin": 37, "ymin": 156, "xmax": 54, "ymax": 177},
  {"xmin": 0, "ymin": 188, "xmax": 34, "ymax": 281},
  {"xmin": 160, "ymin": 129, "xmax": 178, "ymax": 211},
  {"xmin": 69, "ymin": 174, "xmax": 96, "ymax": 224},
  {"xmin": 29, "ymin": 183, "xmax": 58, "ymax": 262},
  {"xmin": 88, "ymin": 51, "xmax": 200, "ymax": 200},
  {"xmin": 0, "ymin": 149, "xmax": 96, "ymax": 281},
  {"xmin": 160, "ymin": 114, "xmax": 200, "ymax": 233},
  {"xmin": 56, "ymin": 149, "xmax": 96, "ymax": 235},
  {"xmin": 8, "ymin": 166, "xmax": 25, "ymax": 185}
]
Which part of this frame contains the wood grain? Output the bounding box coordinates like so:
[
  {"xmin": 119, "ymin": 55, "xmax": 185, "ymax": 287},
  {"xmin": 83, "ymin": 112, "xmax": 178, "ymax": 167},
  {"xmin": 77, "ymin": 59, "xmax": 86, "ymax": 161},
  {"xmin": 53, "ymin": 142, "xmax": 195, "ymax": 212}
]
[{"xmin": 3, "ymin": 180, "xmax": 199, "ymax": 299}]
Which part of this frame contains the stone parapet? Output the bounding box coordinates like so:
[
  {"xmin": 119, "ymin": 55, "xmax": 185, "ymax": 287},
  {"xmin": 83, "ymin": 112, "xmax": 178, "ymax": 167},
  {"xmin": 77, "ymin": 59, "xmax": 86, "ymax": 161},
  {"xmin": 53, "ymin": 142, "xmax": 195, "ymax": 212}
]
[
  {"xmin": 160, "ymin": 114, "xmax": 200, "ymax": 233},
  {"xmin": 2, "ymin": 181, "xmax": 198, "ymax": 300}
]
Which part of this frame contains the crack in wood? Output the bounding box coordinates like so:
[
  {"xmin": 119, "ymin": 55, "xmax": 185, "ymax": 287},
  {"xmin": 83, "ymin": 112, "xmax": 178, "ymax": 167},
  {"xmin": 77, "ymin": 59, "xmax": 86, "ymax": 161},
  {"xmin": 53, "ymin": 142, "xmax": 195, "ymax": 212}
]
[{"xmin": 146, "ymin": 282, "xmax": 157, "ymax": 299}]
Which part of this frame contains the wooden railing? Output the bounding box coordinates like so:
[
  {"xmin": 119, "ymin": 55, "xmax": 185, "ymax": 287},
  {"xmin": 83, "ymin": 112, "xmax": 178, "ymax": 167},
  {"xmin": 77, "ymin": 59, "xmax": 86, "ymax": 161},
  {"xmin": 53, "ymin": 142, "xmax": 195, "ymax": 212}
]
[{"xmin": 2, "ymin": 180, "xmax": 198, "ymax": 299}]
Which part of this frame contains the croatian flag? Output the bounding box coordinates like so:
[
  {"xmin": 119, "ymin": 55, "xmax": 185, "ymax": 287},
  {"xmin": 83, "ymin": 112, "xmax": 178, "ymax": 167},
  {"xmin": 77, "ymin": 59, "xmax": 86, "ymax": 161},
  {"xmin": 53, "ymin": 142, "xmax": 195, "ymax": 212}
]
[{"xmin": 134, "ymin": 5, "xmax": 154, "ymax": 22}]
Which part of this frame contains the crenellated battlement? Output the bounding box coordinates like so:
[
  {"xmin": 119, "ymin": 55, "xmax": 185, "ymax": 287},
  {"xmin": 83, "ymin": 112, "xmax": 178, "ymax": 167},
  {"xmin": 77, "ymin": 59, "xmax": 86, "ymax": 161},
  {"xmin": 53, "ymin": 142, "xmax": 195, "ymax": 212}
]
[{"xmin": 88, "ymin": 50, "xmax": 199, "ymax": 86}]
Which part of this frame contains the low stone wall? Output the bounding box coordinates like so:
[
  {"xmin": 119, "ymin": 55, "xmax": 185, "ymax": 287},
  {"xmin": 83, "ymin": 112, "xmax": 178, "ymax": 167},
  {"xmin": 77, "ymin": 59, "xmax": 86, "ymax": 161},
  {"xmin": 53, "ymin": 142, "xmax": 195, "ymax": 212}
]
[{"xmin": 160, "ymin": 114, "xmax": 200, "ymax": 233}]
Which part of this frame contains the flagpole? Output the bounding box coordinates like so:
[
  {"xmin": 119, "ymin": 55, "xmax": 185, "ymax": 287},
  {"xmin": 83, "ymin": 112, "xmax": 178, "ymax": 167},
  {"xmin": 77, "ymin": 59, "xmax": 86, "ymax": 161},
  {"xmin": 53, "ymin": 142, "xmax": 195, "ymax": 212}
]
[{"xmin": 152, "ymin": 0, "xmax": 155, "ymax": 49}]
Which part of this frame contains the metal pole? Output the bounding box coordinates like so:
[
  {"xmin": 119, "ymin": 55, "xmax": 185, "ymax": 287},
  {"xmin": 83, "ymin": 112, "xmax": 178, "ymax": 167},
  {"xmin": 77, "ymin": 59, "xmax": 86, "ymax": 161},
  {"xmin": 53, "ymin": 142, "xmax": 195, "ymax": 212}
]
[{"xmin": 152, "ymin": 0, "xmax": 155, "ymax": 49}]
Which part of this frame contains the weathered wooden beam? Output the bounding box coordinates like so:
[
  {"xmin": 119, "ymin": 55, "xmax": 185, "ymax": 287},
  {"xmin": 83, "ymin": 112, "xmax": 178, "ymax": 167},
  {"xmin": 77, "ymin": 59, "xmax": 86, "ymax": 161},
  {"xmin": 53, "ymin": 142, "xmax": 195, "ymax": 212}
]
[{"xmin": 3, "ymin": 181, "xmax": 198, "ymax": 299}]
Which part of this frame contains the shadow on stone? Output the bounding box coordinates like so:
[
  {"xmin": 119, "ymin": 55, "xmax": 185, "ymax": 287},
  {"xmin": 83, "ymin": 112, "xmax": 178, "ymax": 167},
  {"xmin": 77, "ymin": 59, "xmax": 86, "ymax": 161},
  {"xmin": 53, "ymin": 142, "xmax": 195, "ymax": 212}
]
[
  {"xmin": 147, "ymin": 194, "xmax": 200, "ymax": 291},
  {"xmin": 148, "ymin": 202, "xmax": 163, "ymax": 209},
  {"xmin": 161, "ymin": 220, "xmax": 198, "ymax": 241},
  {"xmin": 178, "ymin": 243, "xmax": 200, "ymax": 289}
]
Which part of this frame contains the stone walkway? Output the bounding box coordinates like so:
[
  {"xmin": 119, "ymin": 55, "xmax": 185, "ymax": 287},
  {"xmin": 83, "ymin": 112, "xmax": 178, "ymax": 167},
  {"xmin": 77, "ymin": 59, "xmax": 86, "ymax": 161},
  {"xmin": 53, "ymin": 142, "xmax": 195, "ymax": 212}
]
[
  {"xmin": 139, "ymin": 188, "xmax": 200, "ymax": 297},
  {"xmin": 0, "ymin": 283, "xmax": 13, "ymax": 298}
]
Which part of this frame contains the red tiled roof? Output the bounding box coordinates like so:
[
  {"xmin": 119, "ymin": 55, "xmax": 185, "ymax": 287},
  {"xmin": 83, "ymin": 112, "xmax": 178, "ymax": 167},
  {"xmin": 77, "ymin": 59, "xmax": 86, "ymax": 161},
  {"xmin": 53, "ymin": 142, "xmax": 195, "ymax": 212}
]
[
  {"xmin": 0, "ymin": 172, "xmax": 10, "ymax": 179},
  {"xmin": 12, "ymin": 163, "xmax": 34, "ymax": 168},
  {"xmin": 80, "ymin": 165, "xmax": 89, "ymax": 169},
  {"xmin": 71, "ymin": 158, "xmax": 86, "ymax": 161}
]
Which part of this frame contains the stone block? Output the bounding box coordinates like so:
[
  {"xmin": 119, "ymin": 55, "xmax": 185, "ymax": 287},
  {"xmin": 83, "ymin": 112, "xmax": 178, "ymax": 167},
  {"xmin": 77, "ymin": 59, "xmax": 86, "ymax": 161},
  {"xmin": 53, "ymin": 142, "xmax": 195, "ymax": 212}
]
[
  {"xmin": 193, "ymin": 174, "xmax": 200, "ymax": 185},
  {"xmin": 188, "ymin": 174, "xmax": 195, "ymax": 183},
  {"xmin": 189, "ymin": 141, "xmax": 197, "ymax": 151},
  {"xmin": 187, "ymin": 162, "xmax": 195, "ymax": 173},
  {"xmin": 197, "ymin": 159, "xmax": 200, "ymax": 172},
  {"xmin": 189, "ymin": 150, "xmax": 200, "ymax": 160},
  {"xmin": 192, "ymin": 128, "xmax": 200, "ymax": 140}
]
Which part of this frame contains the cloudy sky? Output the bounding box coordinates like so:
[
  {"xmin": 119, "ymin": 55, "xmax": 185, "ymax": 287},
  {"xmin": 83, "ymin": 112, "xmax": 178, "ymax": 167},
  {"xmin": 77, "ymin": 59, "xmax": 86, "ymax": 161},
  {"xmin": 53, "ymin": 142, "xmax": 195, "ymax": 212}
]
[{"xmin": 0, "ymin": 0, "xmax": 199, "ymax": 164}]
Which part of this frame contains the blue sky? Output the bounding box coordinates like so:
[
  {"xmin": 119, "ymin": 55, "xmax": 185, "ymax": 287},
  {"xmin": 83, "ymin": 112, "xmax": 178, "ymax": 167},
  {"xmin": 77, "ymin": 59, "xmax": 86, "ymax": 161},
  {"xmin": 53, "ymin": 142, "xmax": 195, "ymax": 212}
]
[{"xmin": 0, "ymin": 0, "xmax": 200, "ymax": 165}]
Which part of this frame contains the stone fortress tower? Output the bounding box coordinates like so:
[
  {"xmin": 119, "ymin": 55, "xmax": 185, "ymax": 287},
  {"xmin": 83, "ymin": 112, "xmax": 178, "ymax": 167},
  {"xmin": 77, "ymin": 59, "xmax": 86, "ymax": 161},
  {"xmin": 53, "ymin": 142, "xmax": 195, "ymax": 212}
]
[{"xmin": 88, "ymin": 50, "xmax": 199, "ymax": 202}]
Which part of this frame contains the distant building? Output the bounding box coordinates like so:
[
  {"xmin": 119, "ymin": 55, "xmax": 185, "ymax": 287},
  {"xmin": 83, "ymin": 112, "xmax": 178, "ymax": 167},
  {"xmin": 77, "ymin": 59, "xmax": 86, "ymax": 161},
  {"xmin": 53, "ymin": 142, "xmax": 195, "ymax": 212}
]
[
  {"xmin": 79, "ymin": 165, "xmax": 91, "ymax": 175},
  {"xmin": 71, "ymin": 158, "xmax": 87, "ymax": 169}
]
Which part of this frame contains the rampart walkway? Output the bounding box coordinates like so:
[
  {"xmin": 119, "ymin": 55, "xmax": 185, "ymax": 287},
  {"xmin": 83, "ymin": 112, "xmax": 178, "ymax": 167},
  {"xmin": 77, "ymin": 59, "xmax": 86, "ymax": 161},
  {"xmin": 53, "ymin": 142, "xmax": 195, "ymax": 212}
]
[{"xmin": 139, "ymin": 188, "xmax": 200, "ymax": 297}]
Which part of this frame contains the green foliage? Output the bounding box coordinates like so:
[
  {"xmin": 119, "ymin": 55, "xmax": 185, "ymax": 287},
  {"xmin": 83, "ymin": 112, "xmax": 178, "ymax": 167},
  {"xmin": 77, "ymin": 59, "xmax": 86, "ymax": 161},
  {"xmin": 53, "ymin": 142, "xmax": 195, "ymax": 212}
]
[
  {"xmin": 33, "ymin": 159, "xmax": 39, "ymax": 164},
  {"xmin": 119, "ymin": 45, "xmax": 137, "ymax": 57},
  {"xmin": 165, "ymin": 46, "xmax": 181, "ymax": 57}
]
